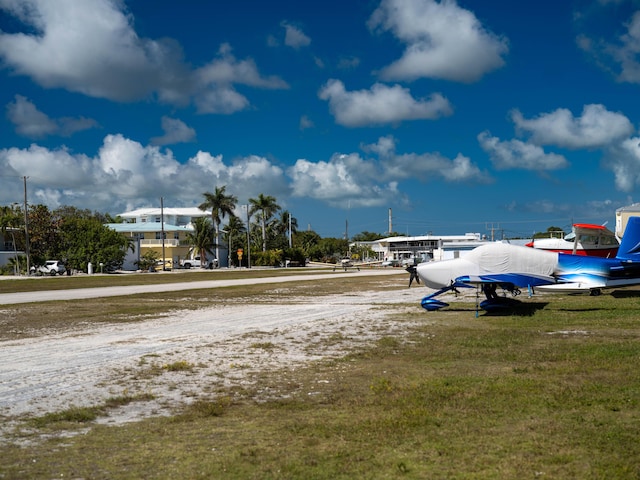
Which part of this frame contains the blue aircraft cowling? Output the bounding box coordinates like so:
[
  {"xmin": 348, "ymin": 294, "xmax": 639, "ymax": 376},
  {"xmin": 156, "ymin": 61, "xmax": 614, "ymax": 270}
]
[{"xmin": 421, "ymin": 298, "xmax": 450, "ymax": 311}]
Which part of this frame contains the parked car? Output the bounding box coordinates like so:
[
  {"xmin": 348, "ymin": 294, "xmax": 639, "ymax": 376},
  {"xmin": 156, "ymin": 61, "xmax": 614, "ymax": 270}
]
[
  {"xmin": 31, "ymin": 260, "xmax": 66, "ymax": 276},
  {"xmin": 155, "ymin": 259, "xmax": 173, "ymax": 271},
  {"xmin": 180, "ymin": 256, "xmax": 216, "ymax": 269}
]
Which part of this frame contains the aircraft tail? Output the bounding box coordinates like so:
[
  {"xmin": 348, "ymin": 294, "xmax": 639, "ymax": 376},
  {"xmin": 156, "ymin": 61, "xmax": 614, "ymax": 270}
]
[{"xmin": 616, "ymin": 216, "xmax": 640, "ymax": 261}]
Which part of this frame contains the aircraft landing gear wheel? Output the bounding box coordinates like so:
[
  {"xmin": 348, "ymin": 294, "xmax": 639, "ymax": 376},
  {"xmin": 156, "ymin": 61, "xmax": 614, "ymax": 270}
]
[{"xmin": 590, "ymin": 288, "xmax": 602, "ymax": 296}]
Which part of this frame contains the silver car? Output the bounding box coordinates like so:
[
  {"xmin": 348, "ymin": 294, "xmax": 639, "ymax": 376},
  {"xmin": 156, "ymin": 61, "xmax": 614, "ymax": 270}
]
[{"xmin": 31, "ymin": 260, "xmax": 66, "ymax": 276}]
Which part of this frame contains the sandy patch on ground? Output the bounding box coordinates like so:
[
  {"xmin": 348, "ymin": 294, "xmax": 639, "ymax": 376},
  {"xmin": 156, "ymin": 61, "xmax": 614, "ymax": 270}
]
[{"xmin": 0, "ymin": 285, "xmax": 429, "ymax": 440}]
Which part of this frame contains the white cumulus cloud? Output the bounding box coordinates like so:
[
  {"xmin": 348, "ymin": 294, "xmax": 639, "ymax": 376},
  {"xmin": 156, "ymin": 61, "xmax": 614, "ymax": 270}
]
[
  {"xmin": 150, "ymin": 117, "xmax": 196, "ymax": 146},
  {"xmin": 603, "ymin": 137, "xmax": 640, "ymax": 192},
  {"xmin": 478, "ymin": 131, "xmax": 569, "ymax": 171},
  {"xmin": 577, "ymin": 9, "xmax": 640, "ymax": 84},
  {"xmin": 365, "ymin": 136, "xmax": 492, "ymax": 183},
  {"xmin": 288, "ymin": 154, "xmax": 401, "ymax": 208},
  {"xmin": 0, "ymin": 1, "xmax": 287, "ymax": 113},
  {"xmin": 368, "ymin": 0, "xmax": 508, "ymax": 82},
  {"xmin": 318, "ymin": 79, "xmax": 452, "ymax": 127},
  {"xmin": 0, "ymin": 134, "xmax": 290, "ymax": 211},
  {"xmin": 281, "ymin": 21, "xmax": 311, "ymax": 49},
  {"xmin": 0, "ymin": 133, "xmax": 489, "ymax": 215},
  {"xmin": 288, "ymin": 135, "xmax": 490, "ymax": 208},
  {"xmin": 6, "ymin": 95, "xmax": 98, "ymax": 138},
  {"xmin": 511, "ymin": 104, "xmax": 634, "ymax": 149}
]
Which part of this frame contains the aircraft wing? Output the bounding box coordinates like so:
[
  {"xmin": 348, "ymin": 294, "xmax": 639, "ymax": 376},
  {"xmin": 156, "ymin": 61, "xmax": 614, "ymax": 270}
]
[
  {"xmin": 455, "ymin": 272, "xmax": 556, "ymax": 288},
  {"xmin": 536, "ymin": 282, "xmax": 606, "ymax": 293}
]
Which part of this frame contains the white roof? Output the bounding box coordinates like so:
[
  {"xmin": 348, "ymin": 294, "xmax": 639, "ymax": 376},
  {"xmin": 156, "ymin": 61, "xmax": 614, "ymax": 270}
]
[
  {"xmin": 118, "ymin": 207, "xmax": 210, "ymax": 218},
  {"xmin": 379, "ymin": 233, "xmax": 483, "ymax": 244}
]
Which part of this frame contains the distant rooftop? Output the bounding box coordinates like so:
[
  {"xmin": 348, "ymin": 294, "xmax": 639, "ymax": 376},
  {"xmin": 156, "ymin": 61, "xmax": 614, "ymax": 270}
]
[
  {"xmin": 617, "ymin": 203, "xmax": 640, "ymax": 213},
  {"xmin": 106, "ymin": 222, "xmax": 192, "ymax": 233}
]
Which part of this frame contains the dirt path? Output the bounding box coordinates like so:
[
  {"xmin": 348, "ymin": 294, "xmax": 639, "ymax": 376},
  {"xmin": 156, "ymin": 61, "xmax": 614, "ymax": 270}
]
[{"xmin": 1, "ymin": 274, "xmax": 426, "ymax": 437}]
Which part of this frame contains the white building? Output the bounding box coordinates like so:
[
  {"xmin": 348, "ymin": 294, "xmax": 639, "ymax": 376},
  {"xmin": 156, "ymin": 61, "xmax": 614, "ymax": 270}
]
[
  {"xmin": 616, "ymin": 204, "xmax": 640, "ymax": 240},
  {"xmin": 352, "ymin": 232, "xmax": 491, "ymax": 265},
  {"xmin": 107, "ymin": 207, "xmax": 230, "ymax": 269},
  {"xmin": 0, "ymin": 227, "xmax": 24, "ymax": 274}
]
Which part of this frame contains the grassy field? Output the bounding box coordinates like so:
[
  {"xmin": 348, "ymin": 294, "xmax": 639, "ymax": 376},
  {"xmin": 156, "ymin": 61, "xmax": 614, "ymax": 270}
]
[{"xmin": 2, "ymin": 277, "xmax": 640, "ymax": 478}]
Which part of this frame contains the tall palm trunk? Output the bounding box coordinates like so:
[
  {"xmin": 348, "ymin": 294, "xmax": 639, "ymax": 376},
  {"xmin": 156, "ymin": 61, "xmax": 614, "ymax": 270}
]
[{"xmin": 215, "ymin": 222, "xmax": 220, "ymax": 264}]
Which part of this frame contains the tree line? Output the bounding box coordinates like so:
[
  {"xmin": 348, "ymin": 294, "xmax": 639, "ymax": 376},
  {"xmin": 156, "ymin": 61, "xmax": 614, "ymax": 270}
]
[
  {"xmin": 194, "ymin": 186, "xmax": 366, "ymax": 267},
  {"xmin": 0, "ymin": 204, "xmax": 129, "ymax": 274},
  {"xmin": 0, "ymin": 186, "xmax": 384, "ymax": 274}
]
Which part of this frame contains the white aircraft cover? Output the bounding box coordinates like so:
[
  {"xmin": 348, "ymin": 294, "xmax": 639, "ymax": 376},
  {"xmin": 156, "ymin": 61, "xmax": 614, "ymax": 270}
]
[{"xmin": 466, "ymin": 243, "xmax": 559, "ymax": 276}]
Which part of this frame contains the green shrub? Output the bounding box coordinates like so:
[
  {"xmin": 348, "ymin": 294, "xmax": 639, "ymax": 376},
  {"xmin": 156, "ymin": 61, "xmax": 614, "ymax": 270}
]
[{"xmin": 252, "ymin": 249, "xmax": 284, "ymax": 266}]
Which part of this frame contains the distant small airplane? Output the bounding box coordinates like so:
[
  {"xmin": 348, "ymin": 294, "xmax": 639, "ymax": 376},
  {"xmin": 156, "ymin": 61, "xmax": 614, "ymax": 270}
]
[
  {"xmin": 526, "ymin": 223, "xmax": 619, "ymax": 258},
  {"xmin": 416, "ymin": 216, "xmax": 640, "ymax": 313}
]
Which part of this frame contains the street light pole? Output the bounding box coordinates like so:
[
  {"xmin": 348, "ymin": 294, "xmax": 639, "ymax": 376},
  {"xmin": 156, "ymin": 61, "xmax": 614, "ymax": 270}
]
[{"xmin": 161, "ymin": 197, "xmax": 166, "ymax": 270}]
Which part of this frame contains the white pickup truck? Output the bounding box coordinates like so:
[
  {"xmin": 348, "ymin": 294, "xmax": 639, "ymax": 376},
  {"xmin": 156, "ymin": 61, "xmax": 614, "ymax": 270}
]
[{"xmin": 179, "ymin": 256, "xmax": 217, "ymax": 269}]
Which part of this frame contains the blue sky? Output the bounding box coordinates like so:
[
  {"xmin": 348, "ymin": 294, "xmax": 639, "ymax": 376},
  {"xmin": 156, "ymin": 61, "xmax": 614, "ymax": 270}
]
[{"xmin": 2, "ymin": 0, "xmax": 640, "ymax": 238}]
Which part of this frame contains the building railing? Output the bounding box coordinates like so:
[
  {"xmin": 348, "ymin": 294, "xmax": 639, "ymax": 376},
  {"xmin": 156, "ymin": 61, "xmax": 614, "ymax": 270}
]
[{"xmin": 139, "ymin": 239, "xmax": 184, "ymax": 247}]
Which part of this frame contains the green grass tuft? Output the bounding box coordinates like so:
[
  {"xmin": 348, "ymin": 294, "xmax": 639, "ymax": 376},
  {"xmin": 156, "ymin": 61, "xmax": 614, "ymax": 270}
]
[
  {"xmin": 162, "ymin": 360, "xmax": 195, "ymax": 372},
  {"xmin": 29, "ymin": 406, "xmax": 104, "ymax": 428}
]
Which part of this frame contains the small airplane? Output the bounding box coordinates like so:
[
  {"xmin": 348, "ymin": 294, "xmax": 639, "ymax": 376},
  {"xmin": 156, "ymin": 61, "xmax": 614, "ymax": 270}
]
[
  {"xmin": 525, "ymin": 223, "xmax": 619, "ymax": 258},
  {"xmin": 416, "ymin": 216, "xmax": 640, "ymax": 313}
]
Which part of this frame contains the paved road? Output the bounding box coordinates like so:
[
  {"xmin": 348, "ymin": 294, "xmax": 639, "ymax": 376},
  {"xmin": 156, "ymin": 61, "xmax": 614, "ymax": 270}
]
[{"xmin": 0, "ymin": 269, "xmax": 405, "ymax": 305}]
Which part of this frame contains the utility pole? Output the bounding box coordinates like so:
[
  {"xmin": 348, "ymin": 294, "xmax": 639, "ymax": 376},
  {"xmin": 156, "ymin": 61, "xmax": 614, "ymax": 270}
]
[
  {"xmin": 23, "ymin": 176, "xmax": 30, "ymax": 274},
  {"xmin": 486, "ymin": 222, "xmax": 500, "ymax": 241}
]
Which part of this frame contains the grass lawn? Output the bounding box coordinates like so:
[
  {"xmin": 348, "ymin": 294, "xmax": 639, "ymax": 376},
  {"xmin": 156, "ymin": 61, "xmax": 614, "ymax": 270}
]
[
  {"xmin": 1, "ymin": 278, "xmax": 640, "ymax": 479},
  {"xmin": 0, "ymin": 266, "xmax": 344, "ymax": 294}
]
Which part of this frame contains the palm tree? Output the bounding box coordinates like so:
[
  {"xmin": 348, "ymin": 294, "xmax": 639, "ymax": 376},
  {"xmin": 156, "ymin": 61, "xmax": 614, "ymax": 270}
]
[
  {"xmin": 0, "ymin": 205, "xmax": 22, "ymax": 235},
  {"xmin": 0, "ymin": 205, "xmax": 23, "ymax": 272},
  {"xmin": 185, "ymin": 217, "xmax": 215, "ymax": 265},
  {"xmin": 249, "ymin": 194, "xmax": 279, "ymax": 252},
  {"xmin": 223, "ymin": 214, "xmax": 246, "ymax": 267},
  {"xmin": 199, "ymin": 186, "xmax": 238, "ymax": 265},
  {"xmin": 277, "ymin": 210, "xmax": 298, "ymax": 248}
]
